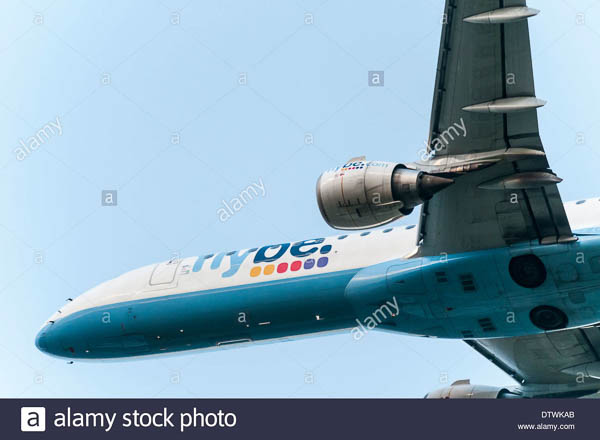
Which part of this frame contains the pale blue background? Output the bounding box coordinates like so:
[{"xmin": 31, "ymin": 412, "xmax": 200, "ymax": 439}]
[{"xmin": 1, "ymin": 0, "xmax": 600, "ymax": 397}]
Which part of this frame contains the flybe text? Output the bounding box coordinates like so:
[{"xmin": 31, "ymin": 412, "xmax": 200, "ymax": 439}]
[{"xmin": 192, "ymin": 238, "xmax": 332, "ymax": 278}]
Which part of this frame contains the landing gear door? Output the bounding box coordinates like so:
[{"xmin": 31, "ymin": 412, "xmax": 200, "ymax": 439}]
[{"xmin": 149, "ymin": 259, "xmax": 181, "ymax": 286}]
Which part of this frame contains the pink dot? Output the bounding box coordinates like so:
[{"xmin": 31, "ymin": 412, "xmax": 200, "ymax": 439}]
[
  {"xmin": 277, "ymin": 262, "xmax": 288, "ymax": 273},
  {"xmin": 291, "ymin": 261, "xmax": 302, "ymax": 271}
]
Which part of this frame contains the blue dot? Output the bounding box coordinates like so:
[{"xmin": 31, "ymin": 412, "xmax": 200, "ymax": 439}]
[
  {"xmin": 320, "ymin": 245, "xmax": 332, "ymax": 254},
  {"xmin": 317, "ymin": 257, "xmax": 328, "ymax": 268},
  {"xmin": 304, "ymin": 259, "xmax": 315, "ymax": 269}
]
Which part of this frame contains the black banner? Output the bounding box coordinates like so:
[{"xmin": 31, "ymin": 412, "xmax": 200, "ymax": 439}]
[{"xmin": 8, "ymin": 398, "xmax": 592, "ymax": 439}]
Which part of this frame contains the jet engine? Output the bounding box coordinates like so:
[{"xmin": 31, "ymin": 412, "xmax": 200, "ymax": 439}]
[
  {"xmin": 316, "ymin": 158, "xmax": 454, "ymax": 230},
  {"xmin": 424, "ymin": 380, "xmax": 522, "ymax": 399}
]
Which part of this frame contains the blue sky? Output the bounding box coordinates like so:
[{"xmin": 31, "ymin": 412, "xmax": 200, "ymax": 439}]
[{"xmin": 2, "ymin": 0, "xmax": 600, "ymax": 397}]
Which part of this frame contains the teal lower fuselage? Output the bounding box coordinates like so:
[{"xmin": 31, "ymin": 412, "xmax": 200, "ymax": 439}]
[
  {"xmin": 36, "ymin": 270, "xmax": 359, "ymax": 359},
  {"xmin": 36, "ymin": 234, "xmax": 600, "ymax": 359}
]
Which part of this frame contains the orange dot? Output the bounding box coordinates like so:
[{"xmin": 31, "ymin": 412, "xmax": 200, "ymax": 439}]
[
  {"xmin": 264, "ymin": 264, "xmax": 275, "ymax": 275},
  {"xmin": 250, "ymin": 266, "xmax": 261, "ymax": 277}
]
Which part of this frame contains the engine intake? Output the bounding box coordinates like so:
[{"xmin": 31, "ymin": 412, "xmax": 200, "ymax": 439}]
[{"xmin": 316, "ymin": 159, "xmax": 453, "ymax": 230}]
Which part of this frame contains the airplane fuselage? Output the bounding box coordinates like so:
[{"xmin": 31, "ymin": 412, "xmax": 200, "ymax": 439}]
[{"xmin": 36, "ymin": 199, "xmax": 600, "ymax": 359}]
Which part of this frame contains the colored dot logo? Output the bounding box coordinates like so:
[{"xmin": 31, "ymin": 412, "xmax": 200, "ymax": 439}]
[
  {"xmin": 250, "ymin": 257, "xmax": 329, "ymax": 277},
  {"xmin": 264, "ymin": 264, "xmax": 275, "ymax": 275}
]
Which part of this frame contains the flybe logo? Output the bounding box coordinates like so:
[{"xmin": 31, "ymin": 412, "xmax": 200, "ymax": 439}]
[
  {"xmin": 192, "ymin": 238, "xmax": 332, "ymax": 278},
  {"xmin": 330, "ymin": 161, "xmax": 390, "ymax": 173},
  {"xmin": 340, "ymin": 161, "xmax": 365, "ymax": 171}
]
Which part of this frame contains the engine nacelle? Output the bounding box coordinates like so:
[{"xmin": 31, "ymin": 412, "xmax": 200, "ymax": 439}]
[
  {"xmin": 316, "ymin": 159, "xmax": 453, "ymax": 230},
  {"xmin": 424, "ymin": 380, "xmax": 521, "ymax": 399}
]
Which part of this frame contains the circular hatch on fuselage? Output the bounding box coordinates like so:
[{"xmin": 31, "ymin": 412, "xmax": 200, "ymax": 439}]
[
  {"xmin": 529, "ymin": 305, "xmax": 568, "ymax": 331},
  {"xmin": 509, "ymin": 254, "xmax": 547, "ymax": 288}
]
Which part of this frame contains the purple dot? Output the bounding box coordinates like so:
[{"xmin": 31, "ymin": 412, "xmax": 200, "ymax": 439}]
[
  {"xmin": 317, "ymin": 257, "xmax": 328, "ymax": 268},
  {"xmin": 304, "ymin": 259, "xmax": 315, "ymax": 269}
]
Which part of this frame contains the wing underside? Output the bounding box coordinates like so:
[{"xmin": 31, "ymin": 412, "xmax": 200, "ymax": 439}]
[
  {"xmin": 421, "ymin": 0, "xmax": 594, "ymax": 395},
  {"xmin": 466, "ymin": 324, "xmax": 600, "ymax": 397},
  {"xmin": 417, "ymin": 0, "xmax": 574, "ymax": 257}
]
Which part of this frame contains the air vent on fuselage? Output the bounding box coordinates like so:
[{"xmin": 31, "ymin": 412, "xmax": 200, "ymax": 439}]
[
  {"xmin": 478, "ymin": 318, "xmax": 496, "ymax": 332},
  {"xmin": 460, "ymin": 273, "xmax": 476, "ymax": 292},
  {"xmin": 435, "ymin": 271, "xmax": 448, "ymax": 283},
  {"xmin": 461, "ymin": 330, "xmax": 474, "ymax": 338}
]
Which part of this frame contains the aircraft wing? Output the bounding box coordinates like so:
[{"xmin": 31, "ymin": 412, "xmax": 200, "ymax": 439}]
[
  {"xmin": 465, "ymin": 324, "xmax": 600, "ymax": 397},
  {"xmin": 417, "ymin": 0, "xmax": 575, "ymax": 257}
]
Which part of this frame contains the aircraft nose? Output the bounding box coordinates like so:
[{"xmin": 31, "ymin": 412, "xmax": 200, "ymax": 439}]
[
  {"xmin": 34, "ymin": 328, "xmax": 48, "ymax": 352},
  {"xmin": 35, "ymin": 323, "xmax": 60, "ymax": 356}
]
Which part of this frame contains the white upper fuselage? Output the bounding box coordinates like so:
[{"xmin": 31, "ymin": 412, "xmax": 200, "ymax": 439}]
[{"xmin": 45, "ymin": 198, "xmax": 600, "ymax": 326}]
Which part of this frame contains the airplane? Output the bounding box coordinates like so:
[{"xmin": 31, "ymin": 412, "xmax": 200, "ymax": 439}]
[{"xmin": 35, "ymin": 0, "xmax": 600, "ymax": 398}]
